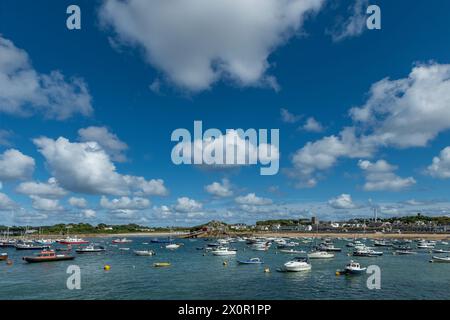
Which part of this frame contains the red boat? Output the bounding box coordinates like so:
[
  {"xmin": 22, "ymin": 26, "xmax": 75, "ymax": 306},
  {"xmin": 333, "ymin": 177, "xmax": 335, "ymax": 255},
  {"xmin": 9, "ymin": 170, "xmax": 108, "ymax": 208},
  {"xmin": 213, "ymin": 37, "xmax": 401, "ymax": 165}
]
[
  {"xmin": 23, "ymin": 250, "xmax": 75, "ymax": 263},
  {"xmin": 58, "ymin": 237, "xmax": 89, "ymax": 245},
  {"xmin": 0, "ymin": 253, "xmax": 8, "ymax": 261}
]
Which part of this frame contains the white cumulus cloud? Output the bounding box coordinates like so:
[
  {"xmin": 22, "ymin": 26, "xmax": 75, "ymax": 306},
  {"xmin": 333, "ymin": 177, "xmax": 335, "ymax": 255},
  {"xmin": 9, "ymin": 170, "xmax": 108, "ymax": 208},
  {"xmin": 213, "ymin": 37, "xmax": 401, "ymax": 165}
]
[
  {"xmin": 205, "ymin": 178, "xmax": 233, "ymax": 197},
  {"xmin": 427, "ymin": 147, "xmax": 450, "ymax": 179},
  {"xmin": 99, "ymin": 0, "xmax": 325, "ymax": 91},
  {"xmin": 328, "ymin": 194, "xmax": 360, "ymax": 209},
  {"xmin": 16, "ymin": 177, "xmax": 67, "ymax": 198},
  {"xmin": 0, "ymin": 149, "xmax": 35, "ymax": 181},
  {"xmin": 0, "ymin": 36, "xmax": 93, "ymax": 120},
  {"xmin": 358, "ymin": 159, "xmax": 416, "ymax": 191},
  {"xmin": 33, "ymin": 136, "xmax": 168, "ymax": 196},
  {"xmin": 68, "ymin": 197, "xmax": 88, "ymax": 209},
  {"xmin": 235, "ymin": 193, "xmax": 272, "ymax": 206},
  {"xmin": 78, "ymin": 126, "xmax": 128, "ymax": 162}
]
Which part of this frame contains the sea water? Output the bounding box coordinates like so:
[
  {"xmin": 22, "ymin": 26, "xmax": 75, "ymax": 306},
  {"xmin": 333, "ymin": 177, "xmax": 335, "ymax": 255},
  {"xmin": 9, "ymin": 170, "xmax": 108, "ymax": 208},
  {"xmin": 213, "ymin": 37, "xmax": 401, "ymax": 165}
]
[{"xmin": 0, "ymin": 238, "xmax": 449, "ymax": 300}]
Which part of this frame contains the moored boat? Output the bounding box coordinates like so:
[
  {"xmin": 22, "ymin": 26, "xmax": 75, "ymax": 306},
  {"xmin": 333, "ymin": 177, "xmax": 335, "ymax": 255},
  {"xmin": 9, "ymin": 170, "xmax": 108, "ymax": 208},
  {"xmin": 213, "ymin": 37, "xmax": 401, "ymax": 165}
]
[
  {"xmin": 307, "ymin": 251, "xmax": 334, "ymax": 259},
  {"xmin": 134, "ymin": 250, "xmax": 155, "ymax": 256},
  {"xmin": 153, "ymin": 262, "xmax": 171, "ymax": 267},
  {"xmin": 280, "ymin": 257, "xmax": 311, "ymax": 272},
  {"xmin": 0, "ymin": 253, "xmax": 8, "ymax": 261},
  {"xmin": 237, "ymin": 257, "xmax": 263, "ymax": 265},
  {"xmin": 165, "ymin": 243, "xmax": 181, "ymax": 250},
  {"xmin": 23, "ymin": 250, "xmax": 74, "ymax": 263},
  {"xmin": 75, "ymin": 245, "xmax": 106, "ymax": 253},
  {"xmin": 279, "ymin": 249, "xmax": 306, "ymax": 254},
  {"xmin": 430, "ymin": 256, "xmax": 450, "ymax": 263},
  {"xmin": 58, "ymin": 237, "xmax": 89, "ymax": 245},
  {"xmin": 211, "ymin": 247, "xmax": 237, "ymax": 256},
  {"xmin": 353, "ymin": 248, "xmax": 383, "ymax": 257},
  {"xmin": 15, "ymin": 243, "xmax": 50, "ymax": 250},
  {"xmin": 112, "ymin": 238, "xmax": 133, "ymax": 244},
  {"xmin": 374, "ymin": 240, "xmax": 392, "ymax": 247},
  {"xmin": 336, "ymin": 261, "xmax": 367, "ymax": 275},
  {"xmin": 432, "ymin": 249, "xmax": 450, "ymax": 254}
]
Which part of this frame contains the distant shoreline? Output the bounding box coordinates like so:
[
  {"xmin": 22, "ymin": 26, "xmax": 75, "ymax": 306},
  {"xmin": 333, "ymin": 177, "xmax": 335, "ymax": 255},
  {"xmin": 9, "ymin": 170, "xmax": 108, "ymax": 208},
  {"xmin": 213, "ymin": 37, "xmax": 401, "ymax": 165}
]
[
  {"xmin": 15, "ymin": 231, "xmax": 450, "ymax": 240},
  {"xmin": 256, "ymin": 232, "xmax": 450, "ymax": 240}
]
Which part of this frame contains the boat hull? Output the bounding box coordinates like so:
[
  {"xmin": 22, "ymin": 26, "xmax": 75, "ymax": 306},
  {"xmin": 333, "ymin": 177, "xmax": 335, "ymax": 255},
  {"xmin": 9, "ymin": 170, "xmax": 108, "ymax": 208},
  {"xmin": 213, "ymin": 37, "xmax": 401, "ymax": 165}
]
[
  {"xmin": 212, "ymin": 251, "xmax": 236, "ymax": 256},
  {"xmin": 59, "ymin": 241, "xmax": 89, "ymax": 245},
  {"xmin": 15, "ymin": 245, "xmax": 50, "ymax": 250},
  {"xmin": 431, "ymin": 256, "xmax": 450, "ymax": 263},
  {"xmin": 75, "ymin": 249, "xmax": 105, "ymax": 253},
  {"xmin": 23, "ymin": 256, "xmax": 75, "ymax": 263}
]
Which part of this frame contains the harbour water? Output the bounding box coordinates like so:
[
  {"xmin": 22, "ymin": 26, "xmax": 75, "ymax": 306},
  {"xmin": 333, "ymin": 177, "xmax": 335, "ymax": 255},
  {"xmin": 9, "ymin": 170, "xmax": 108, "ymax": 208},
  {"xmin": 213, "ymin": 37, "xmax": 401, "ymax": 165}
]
[{"xmin": 1, "ymin": 237, "xmax": 449, "ymax": 300}]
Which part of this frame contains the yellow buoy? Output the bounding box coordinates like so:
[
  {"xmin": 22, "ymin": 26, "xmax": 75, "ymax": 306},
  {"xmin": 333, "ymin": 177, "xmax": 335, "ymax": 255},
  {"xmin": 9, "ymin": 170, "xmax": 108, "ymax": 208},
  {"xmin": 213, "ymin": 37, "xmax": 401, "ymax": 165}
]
[{"xmin": 104, "ymin": 265, "xmax": 111, "ymax": 271}]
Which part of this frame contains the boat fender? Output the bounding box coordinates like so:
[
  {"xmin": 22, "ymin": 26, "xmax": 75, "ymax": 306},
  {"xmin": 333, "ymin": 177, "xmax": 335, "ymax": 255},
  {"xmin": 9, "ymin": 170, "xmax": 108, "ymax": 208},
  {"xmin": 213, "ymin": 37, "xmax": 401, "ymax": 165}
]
[{"xmin": 104, "ymin": 265, "xmax": 111, "ymax": 271}]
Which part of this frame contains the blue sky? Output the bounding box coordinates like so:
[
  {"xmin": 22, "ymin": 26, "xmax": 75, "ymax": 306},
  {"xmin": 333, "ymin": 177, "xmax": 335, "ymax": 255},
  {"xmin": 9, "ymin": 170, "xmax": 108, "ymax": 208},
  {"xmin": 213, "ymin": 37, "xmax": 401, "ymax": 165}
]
[{"xmin": 1, "ymin": 0, "xmax": 450, "ymax": 226}]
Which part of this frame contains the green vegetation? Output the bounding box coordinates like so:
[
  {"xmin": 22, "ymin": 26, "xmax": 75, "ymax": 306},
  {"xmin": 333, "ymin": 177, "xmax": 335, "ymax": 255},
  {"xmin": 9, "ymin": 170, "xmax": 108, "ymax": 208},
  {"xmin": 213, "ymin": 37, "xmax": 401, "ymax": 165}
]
[{"xmin": 0, "ymin": 223, "xmax": 189, "ymax": 235}]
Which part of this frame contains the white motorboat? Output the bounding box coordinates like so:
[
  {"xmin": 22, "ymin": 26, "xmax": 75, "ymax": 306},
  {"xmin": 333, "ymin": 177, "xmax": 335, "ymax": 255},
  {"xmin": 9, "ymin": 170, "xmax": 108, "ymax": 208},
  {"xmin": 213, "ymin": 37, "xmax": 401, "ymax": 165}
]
[
  {"xmin": 134, "ymin": 250, "xmax": 155, "ymax": 256},
  {"xmin": 280, "ymin": 257, "xmax": 311, "ymax": 272},
  {"xmin": 353, "ymin": 248, "xmax": 383, "ymax": 257},
  {"xmin": 307, "ymin": 251, "xmax": 334, "ymax": 259},
  {"xmin": 250, "ymin": 242, "xmax": 270, "ymax": 251},
  {"xmin": 279, "ymin": 249, "xmax": 306, "ymax": 254},
  {"xmin": 317, "ymin": 243, "xmax": 342, "ymax": 252},
  {"xmin": 337, "ymin": 261, "xmax": 367, "ymax": 275},
  {"xmin": 75, "ymin": 245, "xmax": 106, "ymax": 253},
  {"xmin": 112, "ymin": 238, "xmax": 133, "ymax": 244},
  {"xmin": 35, "ymin": 239, "xmax": 56, "ymax": 245},
  {"xmin": 431, "ymin": 256, "xmax": 450, "ymax": 263},
  {"xmin": 374, "ymin": 240, "xmax": 392, "ymax": 247},
  {"xmin": 432, "ymin": 249, "xmax": 450, "ymax": 254},
  {"xmin": 418, "ymin": 244, "xmax": 435, "ymax": 249},
  {"xmin": 166, "ymin": 243, "xmax": 181, "ymax": 250},
  {"xmin": 212, "ymin": 247, "xmax": 237, "ymax": 256}
]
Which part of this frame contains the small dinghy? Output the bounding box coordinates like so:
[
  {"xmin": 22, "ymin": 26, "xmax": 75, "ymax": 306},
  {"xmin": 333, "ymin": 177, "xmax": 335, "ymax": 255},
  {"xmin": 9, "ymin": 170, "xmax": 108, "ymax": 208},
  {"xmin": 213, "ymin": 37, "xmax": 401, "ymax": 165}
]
[
  {"xmin": 430, "ymin": 256, "xmax": 450, "ymax": 263},
  {"xmin": 153, "ymin": 262, "xmax": 171, "ymax": 267},
  {"xmin": 166, "ymin": 243, "xmax": 181, "ymax": 250},
  {"xmin": 134, "ymin": 250, "xmax": 155, "ymax": 256},
  {"xmin": 0, "ymin": 253, "xmax": 8, "ymax": 261},
  {"xmin": 237, "ymin": 258, "xmax": 263, "ymax": 265}
]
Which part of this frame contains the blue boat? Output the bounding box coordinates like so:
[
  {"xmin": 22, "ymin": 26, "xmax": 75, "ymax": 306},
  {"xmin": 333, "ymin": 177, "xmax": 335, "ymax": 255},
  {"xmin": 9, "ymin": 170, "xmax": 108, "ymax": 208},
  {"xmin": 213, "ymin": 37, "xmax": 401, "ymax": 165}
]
[{"xmin": 237, "ymin": 258, "xmax": 263, "ymax": 265}]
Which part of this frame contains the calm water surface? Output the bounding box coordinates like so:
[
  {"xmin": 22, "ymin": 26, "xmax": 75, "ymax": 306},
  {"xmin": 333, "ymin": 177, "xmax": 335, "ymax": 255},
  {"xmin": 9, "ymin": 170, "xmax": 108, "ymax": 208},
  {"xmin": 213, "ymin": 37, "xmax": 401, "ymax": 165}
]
[{"xmin": 1, "ymin": 237, "xmax": 449, "ymax": 300}]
